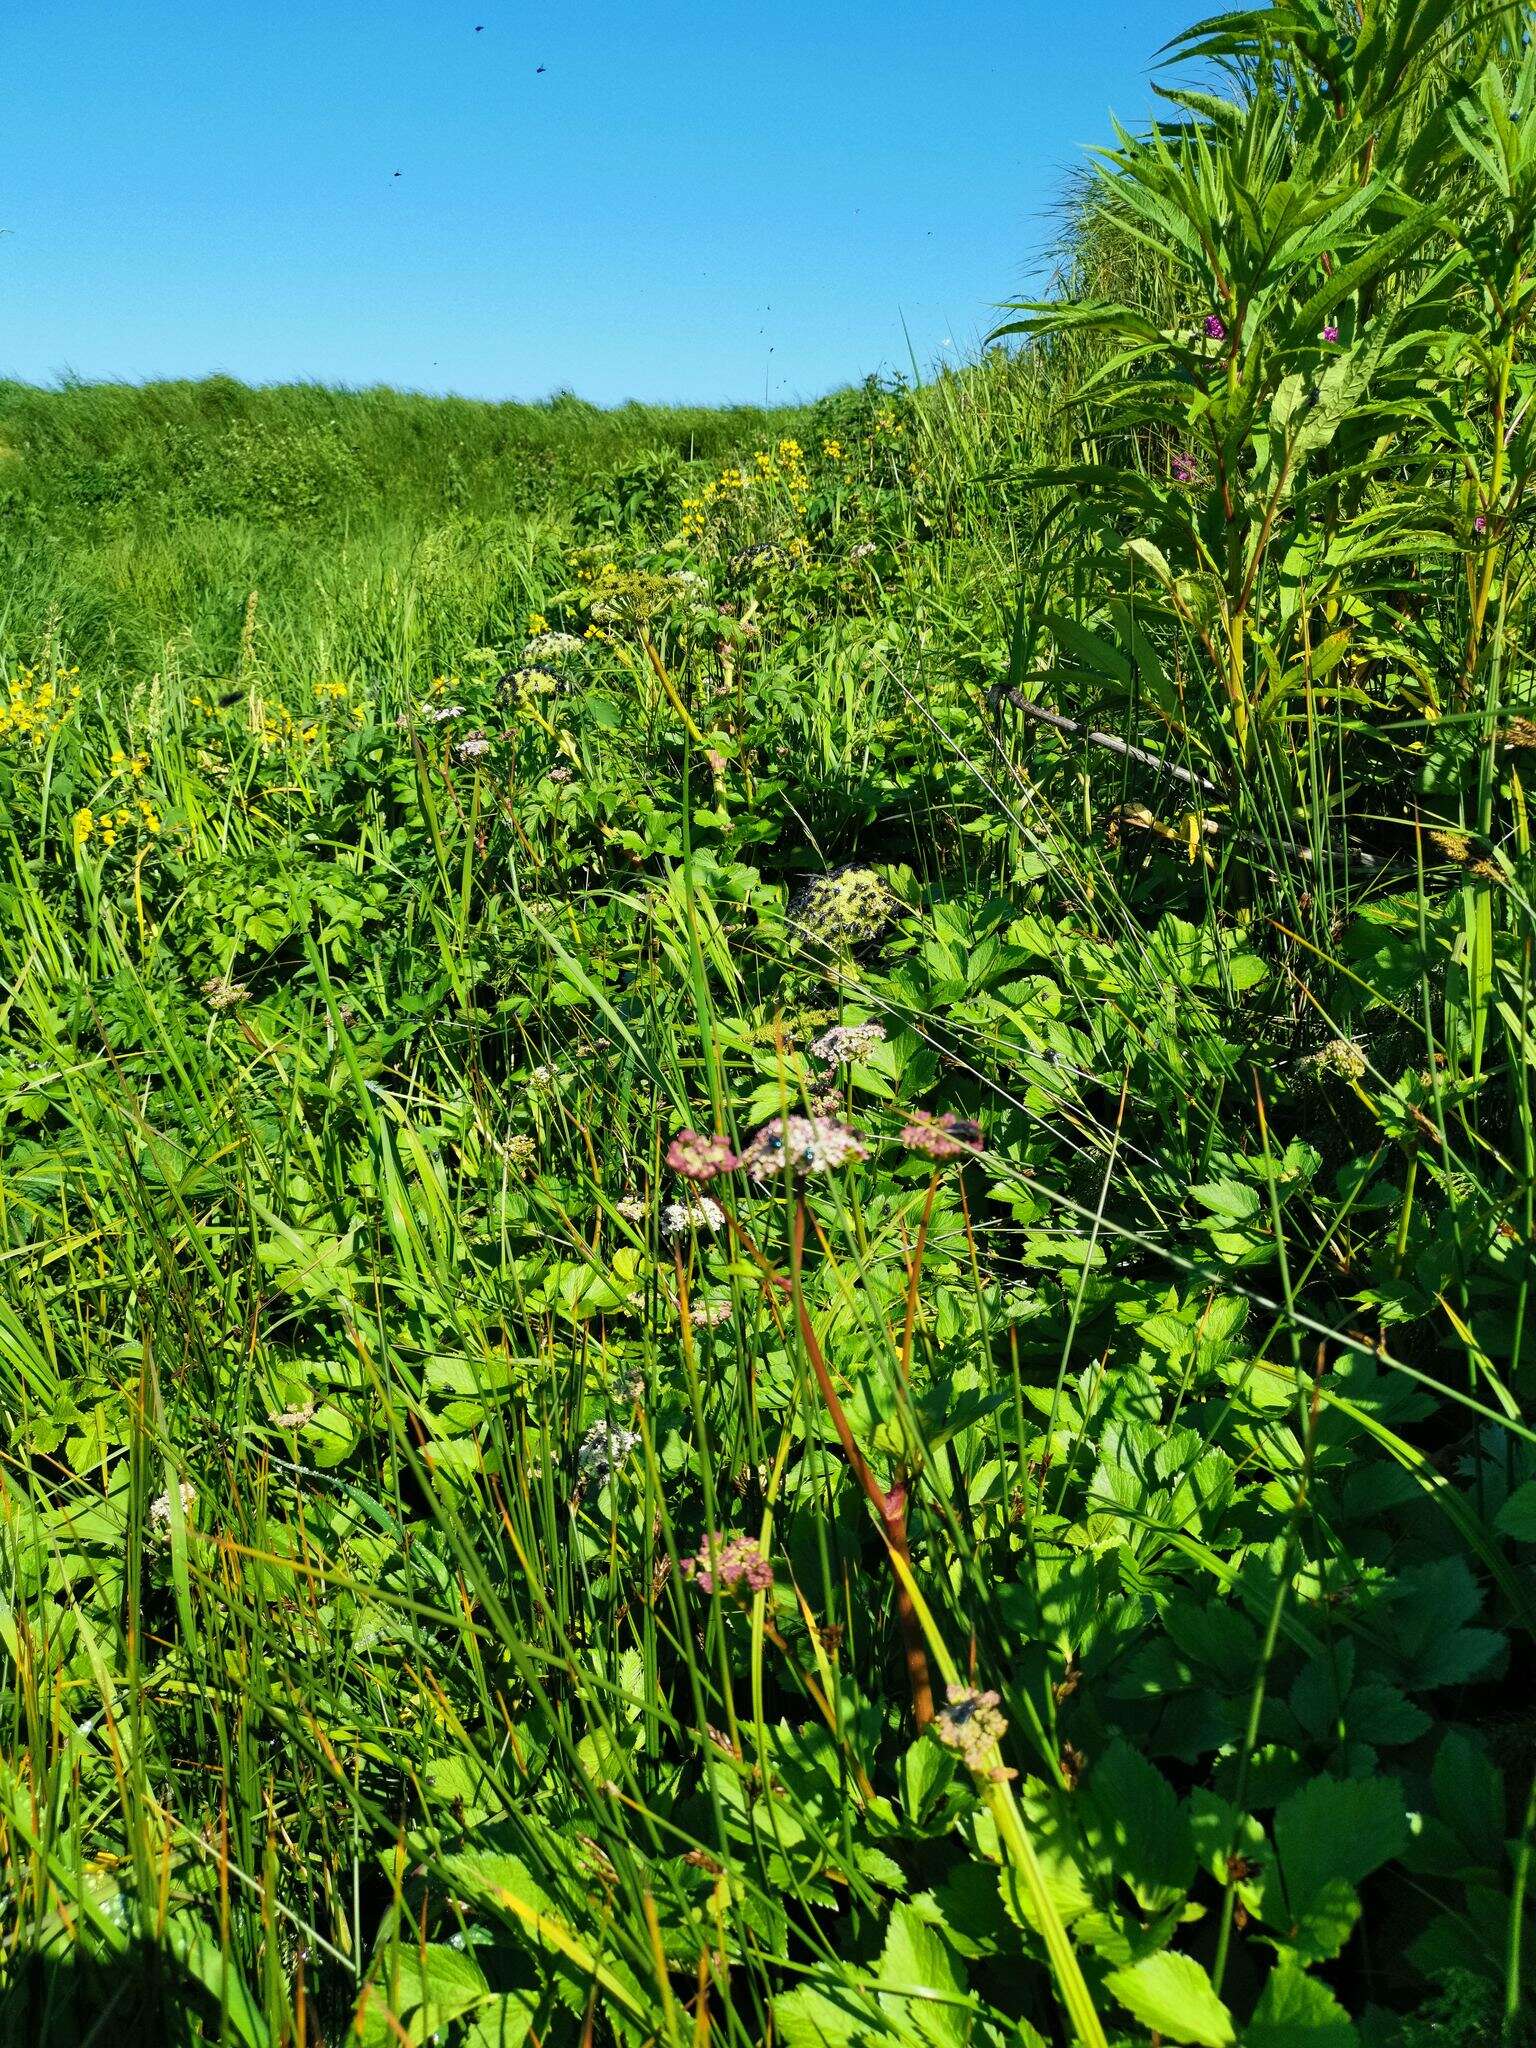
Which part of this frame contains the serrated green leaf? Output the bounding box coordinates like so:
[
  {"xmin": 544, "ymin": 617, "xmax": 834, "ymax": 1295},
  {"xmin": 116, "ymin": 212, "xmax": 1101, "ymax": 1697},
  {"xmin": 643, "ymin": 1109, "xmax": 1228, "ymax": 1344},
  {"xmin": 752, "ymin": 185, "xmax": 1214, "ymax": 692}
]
[
  {"xmin": 1246, "ymin": 1965, "xmax": 1359, "ymax": 2046},
  {"xmin": 1104, "ymin": 1950, "xmax": 1234, "ymax": 2046},
  {"xmin": 1083, "ymin": 1740, "xmax": 1195, "ymax": 1913}
]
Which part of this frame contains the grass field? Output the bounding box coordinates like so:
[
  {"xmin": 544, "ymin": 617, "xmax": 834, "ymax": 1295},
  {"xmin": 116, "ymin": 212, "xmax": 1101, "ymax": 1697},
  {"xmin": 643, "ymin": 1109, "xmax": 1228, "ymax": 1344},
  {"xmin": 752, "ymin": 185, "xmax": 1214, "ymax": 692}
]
[{"xmin": 3, "ymin": 2, "xmax": 1536, "ymax": 2042}]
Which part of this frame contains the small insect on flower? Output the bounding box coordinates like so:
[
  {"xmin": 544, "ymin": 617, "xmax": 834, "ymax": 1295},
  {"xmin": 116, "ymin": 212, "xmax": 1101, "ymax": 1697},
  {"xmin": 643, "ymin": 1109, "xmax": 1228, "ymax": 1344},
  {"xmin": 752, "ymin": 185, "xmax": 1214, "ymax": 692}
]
[
  {"xmin": 934, "ymin": 1683, "xmax": 1014, "ymax": 1780},
  {"xmin": 900, "ymin": 1111, "xmax": 984, "ymax": 1161},
  {"xmin": 660, "ymin": 1195, "xmax": 726, "ymax": 1241},
  {"xmin": 740, "ymin": 1115, "xmax": 868, "ymax": 1181},
  {"xmin": 666, "ymin": 1129, "xmax": 739, "ymax": 1182},
  {"xmin": 810, "ymin": 1021, "xmax": 886, "ymax": 1068},
  {"xmin": 1203, "ymin": 313, "xmax": 1227, "ymax": 339},
  {"xmin": 577, "ymin": 1420, "xmax": 640, "ymax": 1480},
  {"xmin": 685, "ymin": 1532, "xmax": 773, "ymax": 1598},
  {"xmin": 790, "ymin": 866, "xmax": 895, "ymax": 952}
]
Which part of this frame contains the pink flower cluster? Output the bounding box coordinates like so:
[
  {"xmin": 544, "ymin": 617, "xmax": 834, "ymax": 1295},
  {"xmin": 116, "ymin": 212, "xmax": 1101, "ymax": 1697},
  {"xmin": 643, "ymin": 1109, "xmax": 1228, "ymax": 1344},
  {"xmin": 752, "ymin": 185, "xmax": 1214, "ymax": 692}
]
[
  {"xmin": 900, "ymin": 1111, "xmax": 983, "ymax": 1161},
  {"xmin": 666, "ymin": 1129, "xmax": 740, "ymax": 1182},
  {"xmin": 685, "ymin": 1533, "xmax": 773, "ymax": 1598},
  {"xmin": 1203, "ymin": 313, "xmax": 1227, "ymax": 340}
]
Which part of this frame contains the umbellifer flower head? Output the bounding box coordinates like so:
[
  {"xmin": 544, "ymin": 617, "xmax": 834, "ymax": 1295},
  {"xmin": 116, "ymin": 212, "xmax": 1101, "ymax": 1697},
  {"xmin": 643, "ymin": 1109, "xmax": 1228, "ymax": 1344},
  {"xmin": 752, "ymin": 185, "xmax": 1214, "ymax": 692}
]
[
  {"xmin": 900, "ymin": 1111, "xmax": 983, "ymax": 1161},
  {"xmin": 934, "ymin": 1683, "xmax": 1014, "ymax": 1780},
  {"xmin": 202, "ymin": 975, "xmax": 250, "ymax": 1013},
  {"xmin": 577, "ymin": 1420, "xmax": 640, "ymax": 1480},
  {"xmin": 660, "ymin": 1195, "xmax": 726, "ymax": 1240},
  {"xmin": 149, "ymin": 1480, "xmax": 198, "ymax": 1533},
  {"xmin": 1307, "ymin": 1037, "xmax": 1367, "ymax": 1083},
  {"xmin": 667, "ymin": 1129, "xmax": 740, "ymax": 1181},
  {"xmin": 790, "ymin": 866, "xmax": 896, "ymax": 952},
  {"xmin": 810, "ymin": 1021, "xmax": 886, "ymax": 1068},
  {"xmin": 685, "ymin": 1532, "xmax": 773, "ymax": 1598},
  {"xmin": 521, "ymin": 631, "xmax": 585, "ymax": 664},
  {"xmin": 740, "ymin": 1115, "xmax": 868, "ymax": 1181}
]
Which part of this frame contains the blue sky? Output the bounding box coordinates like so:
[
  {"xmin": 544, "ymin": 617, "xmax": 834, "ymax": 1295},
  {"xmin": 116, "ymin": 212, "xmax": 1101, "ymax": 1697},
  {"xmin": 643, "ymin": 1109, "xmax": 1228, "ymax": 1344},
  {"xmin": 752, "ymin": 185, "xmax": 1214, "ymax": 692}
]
[{"xmin": 4, "ymin": 1, "xmax": 1192, "ymax": 405}]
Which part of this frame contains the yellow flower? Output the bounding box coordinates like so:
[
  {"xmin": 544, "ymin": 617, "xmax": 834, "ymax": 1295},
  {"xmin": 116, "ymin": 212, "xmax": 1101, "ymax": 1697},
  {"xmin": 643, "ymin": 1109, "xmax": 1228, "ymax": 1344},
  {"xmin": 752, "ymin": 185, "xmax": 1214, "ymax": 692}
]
[
  {"xmin": 72, "ymin": 807, "xmax": 93, "ymax": 848},
  {"xmin": 822, "ymin": 437, "xmax": 844, "ymax": 460},
  {"xmin": 528, "ymin": 612, "xmax": 549, "ymax": 635}
]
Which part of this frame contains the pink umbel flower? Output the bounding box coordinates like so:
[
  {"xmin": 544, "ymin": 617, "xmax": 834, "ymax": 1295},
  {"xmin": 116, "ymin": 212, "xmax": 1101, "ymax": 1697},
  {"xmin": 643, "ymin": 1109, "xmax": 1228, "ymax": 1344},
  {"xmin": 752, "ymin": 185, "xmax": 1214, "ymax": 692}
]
[
  {"xmin": 900, "ymin": 1111, "xmax": 984, "ymax": 1161},
  {"xmin": 740, "ymin": 1115, "xmax": 868, "ymax": 1181},
  {"xmin": 685, "ymin": 1533, "xmax": 773, "ymax": 1597},
  {"xmin": 666, "ymin": 1129, "xmax": 740, "ymax": 1182},
  {"xmin": 1203, "ymin": 313, "xmax": 1227, "ymax": 340}
]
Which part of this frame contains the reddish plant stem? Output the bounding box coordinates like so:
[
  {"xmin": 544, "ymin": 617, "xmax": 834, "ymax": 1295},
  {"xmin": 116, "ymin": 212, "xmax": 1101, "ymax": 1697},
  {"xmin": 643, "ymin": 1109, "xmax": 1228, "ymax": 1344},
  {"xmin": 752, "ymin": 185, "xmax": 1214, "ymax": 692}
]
[{"xmin": 790, "ymin": 1194, "xmax": 935, "ymax": 1732}]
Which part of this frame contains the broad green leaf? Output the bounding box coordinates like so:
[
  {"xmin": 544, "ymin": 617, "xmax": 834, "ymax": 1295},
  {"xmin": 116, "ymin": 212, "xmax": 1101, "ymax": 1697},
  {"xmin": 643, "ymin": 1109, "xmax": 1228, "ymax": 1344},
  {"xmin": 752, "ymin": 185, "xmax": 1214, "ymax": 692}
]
[
  {"xmin": 1083, "ymin": 1739, "xmax": 1196, "ymax": 1913},
  {"xmin": 876, "ymin": 1904, "xmax": 970, "ymax": 2047},
  {"xmin": 1104, "ymin": 1951, "xmax": 1234, "ymax": 2046},
  {"xmin": 1246, "ymin": 1966, "xmax": 1359, "ymax": 2046}
]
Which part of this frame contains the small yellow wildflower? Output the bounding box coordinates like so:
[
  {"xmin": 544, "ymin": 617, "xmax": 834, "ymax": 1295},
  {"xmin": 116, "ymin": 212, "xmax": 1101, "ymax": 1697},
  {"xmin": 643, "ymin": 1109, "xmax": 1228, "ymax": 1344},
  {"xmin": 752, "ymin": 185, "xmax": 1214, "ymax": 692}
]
[
  {"xmin": 528, "ymin": 612, "xmax": 549, "ymax": 635},
  {"xmin": 72, "ymin": 807, "xmax": 93, "ymax": 849}
]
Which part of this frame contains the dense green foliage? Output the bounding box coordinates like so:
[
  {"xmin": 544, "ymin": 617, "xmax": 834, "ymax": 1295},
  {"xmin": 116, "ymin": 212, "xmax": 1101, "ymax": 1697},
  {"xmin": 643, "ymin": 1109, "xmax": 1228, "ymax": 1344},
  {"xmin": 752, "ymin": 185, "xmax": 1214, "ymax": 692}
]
[{"xmin": 3, "ymin": 2, "xmax": 1536, "ymax": 2042}]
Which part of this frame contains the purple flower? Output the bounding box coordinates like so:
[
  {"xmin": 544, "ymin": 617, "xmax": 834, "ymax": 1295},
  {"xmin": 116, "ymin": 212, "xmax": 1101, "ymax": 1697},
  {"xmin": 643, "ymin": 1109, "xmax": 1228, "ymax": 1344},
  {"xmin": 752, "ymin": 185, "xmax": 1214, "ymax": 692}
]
[
  {"xmin": 1171, "ymin": 450, "xmax": 1198, "ymax": 485},
  {"xmin": 1475, "ymin": 514, "xmax": 1488, "ymax": 534},
  {"xmin": 685, "ymin": 1533, "xmax": 773, "ymax": 1598},
  {"xmin": 666, "ymin": 1129, "xmax": 739, "ymax": 1182},
  {"xmin": 900, "ymin": 1111, "xmax": 984, "ymax": 1161},
  {"xmin": 1203, "ymin": 314, "xmax": 1227, "ymax": 340},
  {"xmin": 1320, "ymin": 324, "xmax": 1340, "ymax": 343}
]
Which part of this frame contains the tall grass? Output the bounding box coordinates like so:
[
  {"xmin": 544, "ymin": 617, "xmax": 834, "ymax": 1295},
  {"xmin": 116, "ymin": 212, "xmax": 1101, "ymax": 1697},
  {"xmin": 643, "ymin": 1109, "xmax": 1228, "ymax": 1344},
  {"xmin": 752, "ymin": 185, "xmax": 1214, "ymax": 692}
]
[{"xmin": 3, "ymin": 3, "xmax": 1536, "ymax": 2043}]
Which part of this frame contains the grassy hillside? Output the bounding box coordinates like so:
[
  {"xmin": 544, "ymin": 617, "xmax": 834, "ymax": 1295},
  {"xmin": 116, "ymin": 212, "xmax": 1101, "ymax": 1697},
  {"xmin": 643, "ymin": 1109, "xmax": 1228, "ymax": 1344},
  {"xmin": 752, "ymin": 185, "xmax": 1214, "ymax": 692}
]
[
  {"xmin": 2, "ymin": 3, "xmax": 1536, "ymax": 2044},
  {"xmin": 0, "ymin": 376, "xmax": 811, "ymax": 684}
]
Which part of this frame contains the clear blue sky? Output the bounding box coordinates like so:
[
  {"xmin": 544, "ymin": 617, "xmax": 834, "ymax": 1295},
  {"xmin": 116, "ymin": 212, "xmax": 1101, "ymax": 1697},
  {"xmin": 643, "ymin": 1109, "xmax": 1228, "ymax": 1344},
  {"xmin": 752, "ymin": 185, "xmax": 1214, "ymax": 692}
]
[{"xmin": 4, "ymin": 1, "xmax": 1191, "ymax": 407}]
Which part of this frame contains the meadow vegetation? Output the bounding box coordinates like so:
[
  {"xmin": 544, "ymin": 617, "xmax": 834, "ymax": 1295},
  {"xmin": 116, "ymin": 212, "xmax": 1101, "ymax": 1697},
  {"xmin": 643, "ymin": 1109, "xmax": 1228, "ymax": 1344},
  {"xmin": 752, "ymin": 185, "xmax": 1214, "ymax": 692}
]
[{"xmin": 2, "ymin": 1, "xmax": 1536, "ymax": 2042}]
